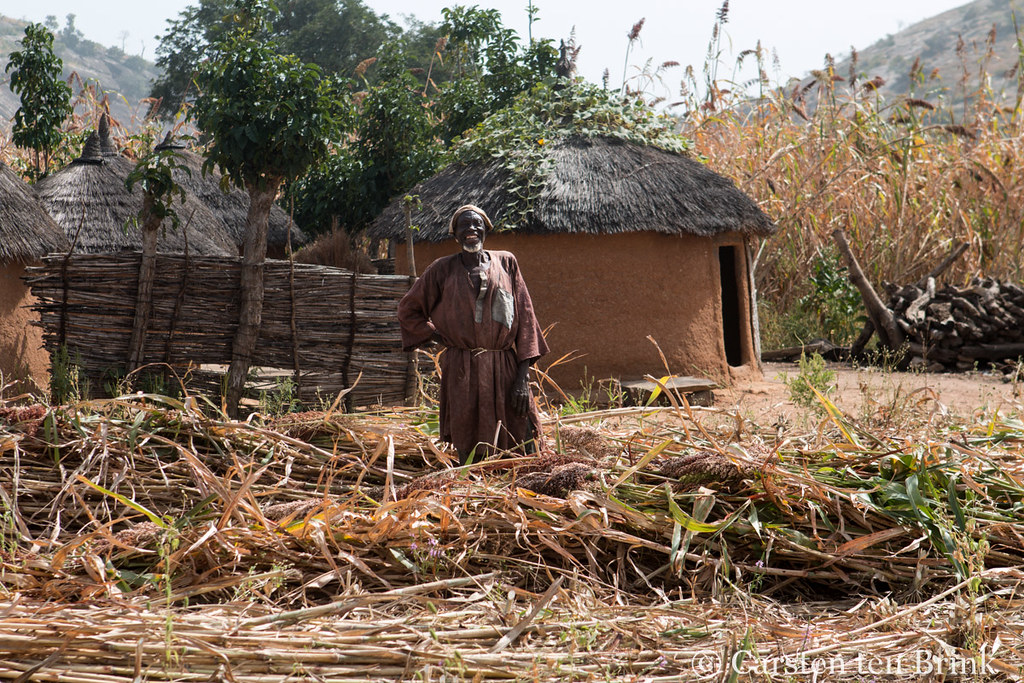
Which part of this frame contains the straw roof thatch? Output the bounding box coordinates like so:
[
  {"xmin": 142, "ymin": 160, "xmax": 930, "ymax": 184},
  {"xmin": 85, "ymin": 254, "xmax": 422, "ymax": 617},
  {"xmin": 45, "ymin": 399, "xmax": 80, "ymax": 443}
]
[
  {"xmin": 35, "ymin": 132, "xmax": 237, "ymax": 256},
  {"xmin": 0, "ymin": 163, "xmax": 70, "ymax": 263},
  {"xmin": 369, "ymin": 136, "xmax": 777, "ymax": 242},
  {"xmin": 155, "ymin": 135, "xmax": 308, "ymax": 252},
  {"xmin": 98, "ymin": 113, "xmax": 119, "ymax": 158}
]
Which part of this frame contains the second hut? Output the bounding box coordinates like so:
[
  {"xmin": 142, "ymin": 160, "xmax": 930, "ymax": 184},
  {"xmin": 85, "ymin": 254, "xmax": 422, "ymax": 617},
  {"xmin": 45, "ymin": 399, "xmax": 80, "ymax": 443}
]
[
  {"xmin": 36, "ymin": 124, "xmax": 237, "ymax": 257},
  {"xmin": 154, "ymin": 135, "xmax": 307, "ymax": 259},
  {"xmin": 370, "ymin": 134, "xmax": 776, "ymax": 390}
]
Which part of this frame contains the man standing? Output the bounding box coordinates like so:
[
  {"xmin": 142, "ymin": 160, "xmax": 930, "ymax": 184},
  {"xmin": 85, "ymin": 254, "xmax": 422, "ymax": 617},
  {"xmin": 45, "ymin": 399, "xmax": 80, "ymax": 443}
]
[{"xmin": 398, "ymin": 205, "xmax": 548, "ymax": 464}]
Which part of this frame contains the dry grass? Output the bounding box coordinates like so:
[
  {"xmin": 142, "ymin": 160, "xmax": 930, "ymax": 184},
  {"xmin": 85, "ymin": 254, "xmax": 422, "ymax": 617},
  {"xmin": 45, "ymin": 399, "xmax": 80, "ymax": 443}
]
[
  {"xmin": 293, "ymin": 228, "xmax": 377, "ymax": 272},
  {"xmin": 679, "ymin": 48, "xmax": 1024, "ymax": 315},
  {"xmin": 0, "ymin": 385, "xmax": 1022, "ymax": 679}
]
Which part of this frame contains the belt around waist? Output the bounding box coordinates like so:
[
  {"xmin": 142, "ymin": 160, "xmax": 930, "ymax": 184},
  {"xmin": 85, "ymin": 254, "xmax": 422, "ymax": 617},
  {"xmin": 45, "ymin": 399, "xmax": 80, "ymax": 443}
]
[{"xmin": 447, "ymin": 346, "xmax": 511, "ymax": 355}]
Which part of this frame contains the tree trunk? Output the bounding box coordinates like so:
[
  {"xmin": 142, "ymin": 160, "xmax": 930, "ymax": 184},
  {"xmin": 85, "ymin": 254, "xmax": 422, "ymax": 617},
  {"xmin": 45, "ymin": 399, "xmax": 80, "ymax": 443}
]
[
  {"xmin": 404, "ymin": 203, "xmax": 417, "ymax": 278},
  {"xmin": 225, "ymin": 181, "xmax": 277, "ymax": 417},
  {"xmin": 127, "ymin": 196, "xmax": 162, "ymax": 376}
]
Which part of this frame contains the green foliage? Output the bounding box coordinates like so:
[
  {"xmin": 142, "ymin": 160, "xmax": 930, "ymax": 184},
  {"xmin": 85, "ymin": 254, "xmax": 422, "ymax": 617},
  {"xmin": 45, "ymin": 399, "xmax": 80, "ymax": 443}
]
[
  {"xmin": 798, "ymin": 247, "xmax": 863, "ymax": 345},
  {"xmin": 757, "ymin": 299, "xmax": 821, "ymax": 351},
  {"xmin": 556, "ymin": 369, "xmax": 625, "ymax": 416},
  {"xmin": 50, "ymin": 345, "xmax": 87, "ymax": 405},
  {"xmin": 274, "ymin": 0, "xmax": 399, "ymax": 75},
  {"xmin": 5, "ymin": 23, "xmax": 73, "ymax": 177},
  {"xmin": 758, "ymin": 249, "xmax": 862, "ymax": 349},
  {"xmin": 259, "ymin": 377, "xmax": 301, "ymax": 415},
  {"xmin": 435, "ymin": 5, "xmax": 558, "ymax": 142},
  {"xmin": 454, "ymin": 80, "xmax": 693, "ymax": 229},
  {"xmin": 287, "ymin": 41, "xmax": 441, "ymax": 233},
  {"xmin": 155, "ymin": 1, "xmax": 563, "ymax": 233},
  {"xmin": 780, "ymin": 352, "xmax": 836, "ymax": 413},
  {"xmin": 188, "ymin": 0, "xmax": 344, "ymax": 193},
  {"xmin": 287, "ymin": 6, "xmax": 559, "ymax": 235},
  {"xmin": 126, "ymin": 148, "xmax": 190, "ymax": 232},
  {"xmin": 150, "ymin": 0, "xmax": 234, "ymax": 119},
  {"xmin": 151, "ymin": 0, "xmax": 400, "ymax": 119}
]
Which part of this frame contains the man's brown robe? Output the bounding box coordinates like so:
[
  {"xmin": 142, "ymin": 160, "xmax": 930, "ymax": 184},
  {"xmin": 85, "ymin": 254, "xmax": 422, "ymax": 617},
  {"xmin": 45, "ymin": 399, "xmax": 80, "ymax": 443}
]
[{"xmin": 398, "ymin": 250, "xmax": 548, "ymax": 459}]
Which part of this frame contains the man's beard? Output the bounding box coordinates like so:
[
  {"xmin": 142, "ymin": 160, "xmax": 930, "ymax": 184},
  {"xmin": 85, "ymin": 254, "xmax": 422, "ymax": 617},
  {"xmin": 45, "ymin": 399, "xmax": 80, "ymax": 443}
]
[{"xmin": 462, "ymin": 242, "xmax": 483, "ymax": 253}]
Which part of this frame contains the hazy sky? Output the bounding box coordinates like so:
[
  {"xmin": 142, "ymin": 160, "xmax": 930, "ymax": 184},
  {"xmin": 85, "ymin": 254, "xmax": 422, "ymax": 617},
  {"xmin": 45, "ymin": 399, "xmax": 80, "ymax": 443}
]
[{"xmin": 5, "ymin": 0, "xmax": 970, "ymax": 88}]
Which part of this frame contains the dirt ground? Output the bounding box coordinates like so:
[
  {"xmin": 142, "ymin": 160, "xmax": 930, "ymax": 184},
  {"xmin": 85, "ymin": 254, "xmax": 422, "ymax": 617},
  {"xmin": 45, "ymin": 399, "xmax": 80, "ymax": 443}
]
[{"xmin": 714, "ymin": 360, "xmax": 1023, "ymax": 427}]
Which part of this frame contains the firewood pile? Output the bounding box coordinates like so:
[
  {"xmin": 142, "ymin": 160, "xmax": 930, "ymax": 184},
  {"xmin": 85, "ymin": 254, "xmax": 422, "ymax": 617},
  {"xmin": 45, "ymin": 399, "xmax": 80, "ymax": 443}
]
[
  {"xmin": 831, "ymin": 231, "xmax": 1024, "ymax": 374},
  {"xmin": 888, "ymin": 276, "xmax": 1024, "ymax": 372}
]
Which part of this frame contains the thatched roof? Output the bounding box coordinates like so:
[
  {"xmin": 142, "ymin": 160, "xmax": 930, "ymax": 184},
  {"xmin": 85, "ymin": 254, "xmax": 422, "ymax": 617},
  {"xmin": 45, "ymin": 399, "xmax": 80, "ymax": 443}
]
[
  {"xmin": 0, "ymin": 163, "xmax": 70, "ymax": 263},
  {"xmin": 35, "ymin": 132, "xmax": 237, "ymax": 256},
  {"xmin": 369, "ymin": 136, "xmax": 777, "ymax": 243},
  {"xmin": 98, "ymin": 114, "xmax": 118, "ymax": 158},
  {"xmin": 155, "ymin": 136, "xmax": 308, "ymax": 251}
]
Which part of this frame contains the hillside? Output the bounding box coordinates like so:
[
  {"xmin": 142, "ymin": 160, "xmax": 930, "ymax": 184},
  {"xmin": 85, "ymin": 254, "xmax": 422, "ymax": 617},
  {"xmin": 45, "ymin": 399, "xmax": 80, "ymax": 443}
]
[
  {"xmin": 838, "ymin": 0, "xmax": 1024, "ymax": 102},
  {"xmin": 0, "ymin": 14, "xmax": 159, "ymax": 131}
]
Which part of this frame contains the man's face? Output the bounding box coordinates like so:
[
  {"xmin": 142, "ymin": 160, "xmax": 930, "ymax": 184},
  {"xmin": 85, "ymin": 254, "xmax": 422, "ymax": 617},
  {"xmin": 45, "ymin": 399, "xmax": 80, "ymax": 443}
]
[{"xmin": 454, "ymin": 211, "xmax": 486, "ymax": 253}]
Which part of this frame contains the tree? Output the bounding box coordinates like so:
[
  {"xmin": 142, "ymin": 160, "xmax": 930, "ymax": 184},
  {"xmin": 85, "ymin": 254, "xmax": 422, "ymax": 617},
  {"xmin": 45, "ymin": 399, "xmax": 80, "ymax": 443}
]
[
  {"xmin": 434, "ymin": 6, "xmax": 558, "ymax": 142},
  {"xmin": 60, "ymin": 14, "xmax": 83, "ymax": 49},
  {"xmin": 150, "ymin": 0, "xmax": 235, "ymax": 119},
  {"xmin": 189, "ymin": 0, "xmax": 342, "ymax": 416},
  {"xmin": 151, "ymin": 0, "xmax": 396, "ymax": 119},
  {"xmin": 5, "ymin": 23, "xmax": 72, "ymax": 177},
  {"xmin": 274, "ymin": 0, "xmax": 398, "ymax": 75},
  {"xmin": 287, "ymin": 7, "xmax": 557, "ymax": 235},
  {"xmin": 288, "ymin": 41, "xmax": 441, "ymax": 234},
  {"xmin": 125, "ymin": 148, "xmax": 189, "ymax": 377}
]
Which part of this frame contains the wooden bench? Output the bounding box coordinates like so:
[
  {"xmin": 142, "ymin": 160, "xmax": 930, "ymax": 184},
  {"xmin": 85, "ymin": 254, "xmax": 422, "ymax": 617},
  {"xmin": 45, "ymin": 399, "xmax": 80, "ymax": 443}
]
[{"xmin": 618, "ymin": 376, "xmax": 717, "ymax": 407}]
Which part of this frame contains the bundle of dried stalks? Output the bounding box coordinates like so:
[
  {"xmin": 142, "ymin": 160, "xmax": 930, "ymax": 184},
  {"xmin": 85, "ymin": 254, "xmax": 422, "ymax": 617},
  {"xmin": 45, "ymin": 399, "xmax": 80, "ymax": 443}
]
[
  {"xmin": 1, "ymin": 393, "xmax": 1022, "ymax": 601},
  {"xmin": 0, "ymin": 586, "xmax": 1020, "ymax": 681},
  {"xmin": 1, "ymin": 390, "xmax": 1023, "ymax": 678}
]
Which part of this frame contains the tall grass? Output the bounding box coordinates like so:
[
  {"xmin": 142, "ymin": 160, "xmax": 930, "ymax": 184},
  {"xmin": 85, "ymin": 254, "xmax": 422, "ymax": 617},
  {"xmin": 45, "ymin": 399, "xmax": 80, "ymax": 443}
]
[{"xmin": 673, "ymin": 23, "xmax": 1024, "ymax": 318}]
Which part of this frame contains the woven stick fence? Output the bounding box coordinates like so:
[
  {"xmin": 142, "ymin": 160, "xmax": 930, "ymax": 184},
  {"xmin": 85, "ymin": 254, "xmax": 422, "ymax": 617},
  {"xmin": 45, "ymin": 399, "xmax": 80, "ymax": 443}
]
[{"xmin": 26, "ymin": 254, "xmax": 418, "ymax": 407}]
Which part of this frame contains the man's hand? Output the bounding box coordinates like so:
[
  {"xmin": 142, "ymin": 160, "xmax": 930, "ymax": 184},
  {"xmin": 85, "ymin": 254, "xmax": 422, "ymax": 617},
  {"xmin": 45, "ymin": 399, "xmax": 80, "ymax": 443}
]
[{"xmin": 511, "ymin": 361, "xmax": 531, "ymax": 417}]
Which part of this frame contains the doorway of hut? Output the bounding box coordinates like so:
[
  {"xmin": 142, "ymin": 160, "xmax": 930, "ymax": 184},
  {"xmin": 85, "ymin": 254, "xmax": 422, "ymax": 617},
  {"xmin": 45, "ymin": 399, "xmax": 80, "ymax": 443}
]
[{"xmin": 718, "ymin": 245, "xmax": 744, "ymax": 367}]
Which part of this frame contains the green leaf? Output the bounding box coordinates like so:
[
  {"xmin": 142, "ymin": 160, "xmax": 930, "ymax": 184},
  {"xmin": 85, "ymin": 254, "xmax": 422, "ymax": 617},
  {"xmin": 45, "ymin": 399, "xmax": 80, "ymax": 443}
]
[
  {"xmin": 948, "ymin": 477, "xmax": 967, "ymax": 533},
  {"xmin": 76, "ymin": 476, "xmax": 169, "ymax": 529},
  {"xmin": 665, "ymin": 486, "xmax": 722, "ymax": 533}
]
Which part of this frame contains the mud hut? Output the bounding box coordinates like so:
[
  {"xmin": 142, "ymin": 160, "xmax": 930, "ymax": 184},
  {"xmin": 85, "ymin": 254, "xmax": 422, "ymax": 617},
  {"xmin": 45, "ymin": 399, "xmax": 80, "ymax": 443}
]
[
  {"xmin": 154, "ymin": 135, "xmax": 307, "ymax": 258},
  {"xmin": 0, "ymin": 162, "xmax": 70, "ymax": 390},
  {"xmin": 36, "ymin": 131, "xmax": 237, "ymax": 256},
  {"xmin": 369, "ymin": 136, "xmax": 776, "ymax": 388}
]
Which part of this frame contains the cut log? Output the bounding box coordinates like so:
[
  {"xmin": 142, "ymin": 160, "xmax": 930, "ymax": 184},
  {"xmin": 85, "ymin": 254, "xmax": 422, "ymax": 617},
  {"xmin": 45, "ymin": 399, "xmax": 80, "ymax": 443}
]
[
  {"xmin": 903, "ymin": 277, "xmax": 935, "ymax": 323},
  {"xmin": 918, "ymin": 242, "xmax": 968, "ymax": 286},
  {"xmin": 832, "ymin": 230, "xmax": 905, "ymax": 350},
  {"xmin": 761, "ymin": 339, "xmax": 846, "ymax": 362},
  {"xmin": 958, "ymin": 343, "xmax": 1024, "ymax": 360}
]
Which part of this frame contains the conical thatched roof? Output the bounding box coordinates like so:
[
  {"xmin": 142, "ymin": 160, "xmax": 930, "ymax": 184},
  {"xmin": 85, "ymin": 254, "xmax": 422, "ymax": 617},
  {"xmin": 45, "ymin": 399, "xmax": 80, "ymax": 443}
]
[
  {"xmin": 98, "ymin": 114, "xmax": 118, "ymax": 158},
  {"xmin": 155, "ymin": 136, "xmax": 307, "ymax": 251},
  {"xmin": 35, "ymin": 132, "xmax": 237, "ymax": 256},
  {"xmin": 368, "ymin": 136, "xmax": 776, "ymax": 242},
  {"xmin": 0, "ymin": 163, "xmax": 70, "ymax": 263}
]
